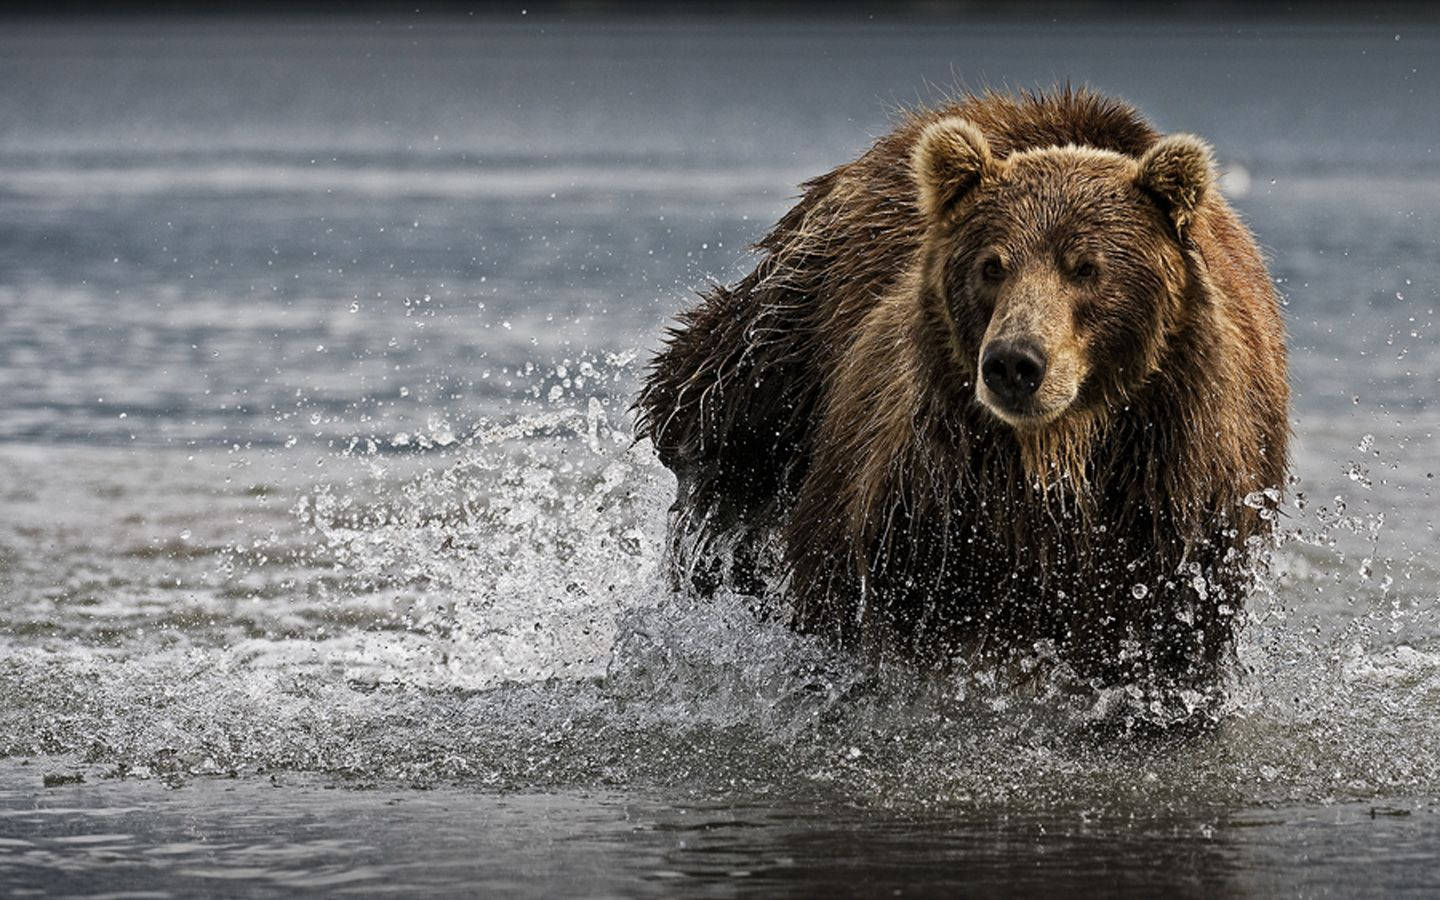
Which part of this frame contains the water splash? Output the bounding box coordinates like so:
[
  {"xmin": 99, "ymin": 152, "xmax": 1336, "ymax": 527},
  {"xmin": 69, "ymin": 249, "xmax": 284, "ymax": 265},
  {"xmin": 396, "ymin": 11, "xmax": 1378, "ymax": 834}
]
[{"xmin": 1, "ymin": 389, "xmax": 1437, "ymax": 812}]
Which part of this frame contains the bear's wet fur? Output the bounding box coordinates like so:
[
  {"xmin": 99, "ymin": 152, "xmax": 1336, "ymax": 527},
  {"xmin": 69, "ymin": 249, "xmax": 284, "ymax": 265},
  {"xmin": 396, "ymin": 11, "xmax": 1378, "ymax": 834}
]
[{"xmin": 637, "ymin": 88, "xmax": 1289, "ymax": 696}]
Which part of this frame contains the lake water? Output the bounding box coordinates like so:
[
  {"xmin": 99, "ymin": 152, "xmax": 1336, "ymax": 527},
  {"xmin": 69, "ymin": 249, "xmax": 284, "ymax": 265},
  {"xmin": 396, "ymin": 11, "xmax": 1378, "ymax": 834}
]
[{"xmin": 2, "ymin": 15, "xmax": 1439, "ymax": 896}]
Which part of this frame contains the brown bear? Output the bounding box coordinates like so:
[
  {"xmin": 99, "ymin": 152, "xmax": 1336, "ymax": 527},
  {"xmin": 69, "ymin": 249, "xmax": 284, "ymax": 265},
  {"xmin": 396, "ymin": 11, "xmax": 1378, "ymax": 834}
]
[{"xmin": 637, "ymin": 88, "xmax": 1289, "ymax": 696}]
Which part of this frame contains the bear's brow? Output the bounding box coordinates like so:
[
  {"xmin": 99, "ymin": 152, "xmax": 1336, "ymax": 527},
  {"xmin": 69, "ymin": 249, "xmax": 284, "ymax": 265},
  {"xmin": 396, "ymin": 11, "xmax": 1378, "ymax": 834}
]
[{"xmin": 980, "ymin": 200, "xmax": 1142, "ymax": 256}]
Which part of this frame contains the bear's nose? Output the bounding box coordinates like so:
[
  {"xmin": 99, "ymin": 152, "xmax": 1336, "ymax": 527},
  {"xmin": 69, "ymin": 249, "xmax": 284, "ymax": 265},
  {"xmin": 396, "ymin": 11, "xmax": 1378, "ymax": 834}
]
[{"xmin": 980, "ymin": 340, "xmax": 1048, "ymax": 404}]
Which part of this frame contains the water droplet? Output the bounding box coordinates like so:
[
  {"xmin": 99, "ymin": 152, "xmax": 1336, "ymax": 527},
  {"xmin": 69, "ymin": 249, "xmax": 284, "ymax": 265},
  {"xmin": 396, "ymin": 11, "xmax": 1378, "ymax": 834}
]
[{"xmin": 1131, "ymin": 584, "xmax": 1149, "ymax": 599}]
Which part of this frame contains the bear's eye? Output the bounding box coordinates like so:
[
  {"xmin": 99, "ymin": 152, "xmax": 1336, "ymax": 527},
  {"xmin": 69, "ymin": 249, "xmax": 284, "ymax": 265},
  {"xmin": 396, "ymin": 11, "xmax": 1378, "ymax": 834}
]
[
  {"xmin": 980, "ymin": 258, "xmax": 1006, "ymax": 282},
  {"xmin": 1071, "ymin": 260, "xmax": 1101, "ymax": 281}
]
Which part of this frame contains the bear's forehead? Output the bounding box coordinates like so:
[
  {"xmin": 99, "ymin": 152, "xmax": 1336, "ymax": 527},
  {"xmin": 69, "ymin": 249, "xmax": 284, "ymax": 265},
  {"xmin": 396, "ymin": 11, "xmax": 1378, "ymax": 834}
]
[
  {"xmin": 994, "ymin": 150, "xmax": 1140, "ymax": 203},
  {"xmin": 966, "ymin": 150, "xmax": 1161, "ymax": 243}
]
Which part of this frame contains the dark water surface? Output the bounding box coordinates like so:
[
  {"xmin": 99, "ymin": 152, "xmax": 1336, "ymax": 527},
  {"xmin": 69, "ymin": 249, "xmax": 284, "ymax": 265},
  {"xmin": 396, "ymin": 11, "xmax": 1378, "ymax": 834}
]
[
  {"xmin": 3, "ymin": 15, "xmax": 1440, "ymax": 896},
  {"xmin": 3, "ymin": 760, "xmax": 1437, "ymax": 898}
]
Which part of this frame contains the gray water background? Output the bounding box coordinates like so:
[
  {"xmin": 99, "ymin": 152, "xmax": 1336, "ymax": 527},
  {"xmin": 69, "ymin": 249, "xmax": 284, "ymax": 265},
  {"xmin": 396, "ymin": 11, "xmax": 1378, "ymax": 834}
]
[{"xmin": 2, "ymin": 15, "xmax": 1440, "ymax": 896}]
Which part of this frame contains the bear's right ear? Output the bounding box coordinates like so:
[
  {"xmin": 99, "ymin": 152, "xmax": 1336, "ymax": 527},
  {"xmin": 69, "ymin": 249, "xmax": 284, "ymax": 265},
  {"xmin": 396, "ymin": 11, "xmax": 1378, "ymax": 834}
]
[
  {"xmin": 1136, "ymin": 134, "xmax": 1214, "ymax": 237},
  {"xmin": 912, "ymin": 117, "xmax": 995, "ymax": 222}
]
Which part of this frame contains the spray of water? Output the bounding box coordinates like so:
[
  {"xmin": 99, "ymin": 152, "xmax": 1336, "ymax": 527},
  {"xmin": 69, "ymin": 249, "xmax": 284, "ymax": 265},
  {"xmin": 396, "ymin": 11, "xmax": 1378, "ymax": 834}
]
[{"xmin": 1, "ymin": 360, "xmax": 1437, "ymax": 812}]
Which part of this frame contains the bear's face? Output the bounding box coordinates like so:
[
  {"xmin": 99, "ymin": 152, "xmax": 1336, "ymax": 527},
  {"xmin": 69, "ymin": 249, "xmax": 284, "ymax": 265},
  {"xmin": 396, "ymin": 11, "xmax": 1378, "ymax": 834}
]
[{"xmin": 912, "ymin": 118, "xmax": 1213, "ymax": 429}]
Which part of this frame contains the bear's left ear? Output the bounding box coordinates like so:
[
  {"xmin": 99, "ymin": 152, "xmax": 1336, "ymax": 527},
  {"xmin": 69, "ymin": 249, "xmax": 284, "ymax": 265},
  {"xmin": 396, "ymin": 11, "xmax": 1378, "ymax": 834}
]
[
  {"xmin": 1136, "ymin": 134, "xmax": 1214, "ymax": 236},
  {"xmin": 912, "ymin": 117, "xmax": 996, "ymax": 222}
]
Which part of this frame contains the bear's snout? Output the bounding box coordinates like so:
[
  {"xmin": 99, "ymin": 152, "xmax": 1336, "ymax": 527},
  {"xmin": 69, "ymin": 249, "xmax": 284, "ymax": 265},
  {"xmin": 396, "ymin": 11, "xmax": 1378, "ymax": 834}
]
[{"xmin": 980, "ymin": 339, "xmax": 1048, "ymax": 407}]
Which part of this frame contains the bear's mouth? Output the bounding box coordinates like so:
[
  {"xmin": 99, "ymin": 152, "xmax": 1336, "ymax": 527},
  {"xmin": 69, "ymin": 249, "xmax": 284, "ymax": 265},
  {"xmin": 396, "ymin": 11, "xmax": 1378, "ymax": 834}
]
[
  {"xmin": 979, "ymin": 393, "xmax": 1061, "ymax": 428},
  {"xmin": 975, "ymin": 382, "xmax": 1077, "ymax": 429}
]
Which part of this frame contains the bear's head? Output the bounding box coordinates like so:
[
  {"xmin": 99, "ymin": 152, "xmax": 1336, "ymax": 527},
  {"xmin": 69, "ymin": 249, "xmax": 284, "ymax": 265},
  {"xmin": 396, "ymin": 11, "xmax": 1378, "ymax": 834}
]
[{"xmin": 911, "ymin": 117, "xmax": 1213, "ymax": 431}]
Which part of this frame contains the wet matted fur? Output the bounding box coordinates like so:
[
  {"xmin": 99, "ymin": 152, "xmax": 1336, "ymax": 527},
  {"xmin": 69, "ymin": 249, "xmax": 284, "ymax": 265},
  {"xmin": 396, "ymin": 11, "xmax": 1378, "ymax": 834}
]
[{"xmin": 636, "ymin": 88, "xmax": 1289, "ymax": 693}]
